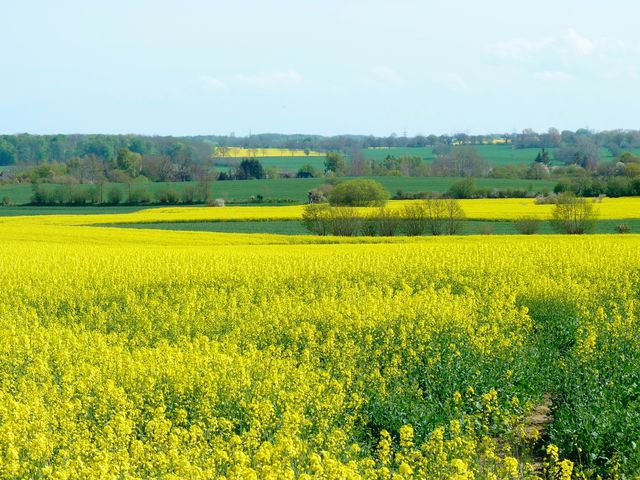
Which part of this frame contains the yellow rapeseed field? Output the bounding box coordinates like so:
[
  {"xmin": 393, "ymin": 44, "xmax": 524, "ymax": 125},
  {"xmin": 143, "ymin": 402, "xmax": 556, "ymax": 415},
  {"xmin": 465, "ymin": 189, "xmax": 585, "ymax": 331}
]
[
  {"xmin": 0, "ymin": 209, "xmax": 639, "ymax": 478},
  {"xmin": 6, "ymin": 196, "xmax": 634, "ymax": 229},
  {"xmin": 213, "ymin": 147, "xmax": 324, "ymax": 158}
]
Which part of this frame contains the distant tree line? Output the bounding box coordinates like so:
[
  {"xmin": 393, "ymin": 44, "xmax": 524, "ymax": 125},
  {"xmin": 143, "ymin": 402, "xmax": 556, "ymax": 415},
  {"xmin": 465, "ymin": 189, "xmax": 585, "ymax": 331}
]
[
  {"xmin": 4, "ymin": 128, "xmax": 640, "ymax": 167},
  {"xmin": 2, "ymin": 130, "xmax": 640, "ymax": 200}
]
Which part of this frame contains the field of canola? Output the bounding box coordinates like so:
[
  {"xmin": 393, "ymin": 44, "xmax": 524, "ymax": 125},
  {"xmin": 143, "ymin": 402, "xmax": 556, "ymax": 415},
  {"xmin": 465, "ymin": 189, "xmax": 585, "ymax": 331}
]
[
  {"xmin": 0, "ymin": 208, "xmax": 639, "ymax": 479},
  {"xmin": 6, "ymin": 196, "xmax": 637, "ymax": 228}
]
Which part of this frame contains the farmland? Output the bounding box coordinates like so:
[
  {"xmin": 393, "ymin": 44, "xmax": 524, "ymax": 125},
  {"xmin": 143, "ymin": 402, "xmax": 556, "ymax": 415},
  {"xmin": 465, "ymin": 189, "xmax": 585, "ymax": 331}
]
[
  {"xmin": 209, "ymin": 143, "xmax": 640, "ymax": 174},
  {"xmin": 0, "ymin": 177, "xmax": 557, "ymax": 206},
  {"xmin": 0, "ymin": 208, "xmax": 639, "ymax": 478},
  {"xmin": 6, "ymin": 0, "xmax": 640, "ymax": 477},
  {"xmin": 214, "ymin": 145, "xmax": 557, "ymax": 171}
]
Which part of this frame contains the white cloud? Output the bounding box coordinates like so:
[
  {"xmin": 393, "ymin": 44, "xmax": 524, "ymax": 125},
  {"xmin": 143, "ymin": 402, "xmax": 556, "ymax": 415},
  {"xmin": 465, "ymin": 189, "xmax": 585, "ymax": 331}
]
[
  {"xmin": 372, "ymin": 65, "xmax": 403, "ymax": 85},
  {"xmin": 235, "ymin": 69, "xmax": 302, "ymax": 87},
  {"xmin": 434, "ymin": 72, "xmax": 467, "ymax": 92},
  {"xmin": 563, "ymin": 29, "xmax": 594, "ymax": 56},
  {"xmin": 490, "ymin": 37, "xmax": 554, "ymax": 60},
  {"xmin": 535, "ymin": 71, "xmax": 573, "ymax": 82},
  {"xmin": 489, "ymin": 29, "xmax": 596, "ymax": 60},
  {"xmin": 200, "ymin": 76, "xmax": 225, "ymax": 89}
]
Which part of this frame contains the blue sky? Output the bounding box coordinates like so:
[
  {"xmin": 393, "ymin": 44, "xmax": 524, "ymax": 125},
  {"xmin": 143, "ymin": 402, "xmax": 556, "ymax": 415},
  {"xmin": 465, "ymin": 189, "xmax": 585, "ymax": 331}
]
[{"xmin": 2, "ymin": 0, "xmax": 639, "ymax": 136}]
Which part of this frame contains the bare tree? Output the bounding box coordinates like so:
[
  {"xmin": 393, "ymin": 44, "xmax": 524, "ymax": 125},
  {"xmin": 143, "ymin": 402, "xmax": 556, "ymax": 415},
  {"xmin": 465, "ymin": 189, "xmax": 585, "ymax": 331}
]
[
  {"xmin": 424, "ymin": 197, "xmax": 465, "ymax": 235},
  {"xmin": 551, "ymin": 193, "xmax": 598, "ymax": 234},
  {"xmin": 329, "ymin": 207, "xmax": 362, "ymax": 236},
  {"xmin": 402, "ymin": 203, "xmax": 428, "ymax": 236},
  {"xmin": 376, "ymin": 207, "xmax": 401, "ymax": 236},
  {"xmin": 431, "ymin": 146, "xmax": 489, "ymax": 177},
  {"xmin": 443, "ymin": 198, "xmax": 465, "ymax": 234}
]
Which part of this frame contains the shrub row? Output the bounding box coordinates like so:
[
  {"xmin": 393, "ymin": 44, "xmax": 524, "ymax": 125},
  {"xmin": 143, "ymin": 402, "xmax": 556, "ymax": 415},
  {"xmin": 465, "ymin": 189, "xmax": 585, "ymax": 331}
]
[
  {"xmin": 302, "ymin": 199, "xmax": 465, "ymax": 236},
  {"xmin": 30, "ymin": 183, "xmax": 214, "ymax": 206}
]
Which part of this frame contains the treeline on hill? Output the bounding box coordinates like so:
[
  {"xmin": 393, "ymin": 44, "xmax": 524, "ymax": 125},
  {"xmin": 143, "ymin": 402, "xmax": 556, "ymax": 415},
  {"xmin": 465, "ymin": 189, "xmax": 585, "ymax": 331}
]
[
  {"xmin": 3, "ymin": 128, "xmax": 640, "ymax": 166},
  {"xmin": 1, "ymin": 129, "xmax": 640, "ymax": 200}
]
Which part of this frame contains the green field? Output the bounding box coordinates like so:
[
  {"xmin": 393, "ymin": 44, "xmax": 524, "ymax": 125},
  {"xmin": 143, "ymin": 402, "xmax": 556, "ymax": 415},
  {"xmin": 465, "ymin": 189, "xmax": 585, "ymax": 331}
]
[
  {"xmin": 256, "ymin": 155, "xmax": 324, "ymax": 172},
  {"xmin": 362, "ymin": 145, "xmax": 551, "ymax": 166},
  {"xmin": 0, "ymin": 206, "xmax": 147, "ymax": 216},
  {"xmin": 0, "ymin": 176, "xmax": 556, "ymax": 206},
  {"xmin": 238, "ymin": 145, "xmax": 640, "ymax": 173},
  {"xmin": 104, "ymin": 218, "xmax": 640, "ymax": 236},
  {"xmin": 364, "ymin": 145, "xmax": 640, "ymax": 166},
  {"xmin": 216, "ymin": 145, "xmax": 568, "ymax": 172}
]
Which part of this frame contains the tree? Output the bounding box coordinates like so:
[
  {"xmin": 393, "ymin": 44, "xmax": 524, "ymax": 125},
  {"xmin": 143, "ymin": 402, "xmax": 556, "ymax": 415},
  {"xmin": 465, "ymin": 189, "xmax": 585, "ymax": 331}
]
[
  {"xmin": 80, "ymin": 136, "xmax": 114, "ymax": 159},
  {"xmin": 432, "ymin": 146, "xmax": 488, "ymax": 177},
  {"xmin": 347, "ymin": 148, "xmax": 372, "ymax": 176},
  {"xmin": 297, "ymin": 164, "xmax": 320, "ymax": 178},
  {"xmin": 551, "ymin": 193, "xmax": 598, "ymax": 234},
  {"xmin": 235, "ymin": 158, "xmax": 265, "ymax": 180},
  {"xmin": 301, "ymin": 203, "xmax": 331, "ymax": 235},
  {"xmin": 376, "ymin": 207, "xmax": 401, "ymax": 236},
  {"xmin": 128, "ymin": 186, "xmax": 152, "ymax": 205},
  {"xmin": 514, "ymin": 216, "xmax": 540, "ymax": 234},
  {"xmin": 324, "ymin": 152, "xmax": 346, "ymax": 175},
  {"xmin": 534, "ymin": 148, "xmax": 551, "ymax": 165},
  {"xmin": 168, "ymin": 142, "xmax": 195, "ymax": 181},
  {"xmin": 142, "ymin": 154, "xmax": 174, "ymax": 181},
  {"xmin": 424, "ymin": 197, "xmax": 465, "ymax": 235},
  {"xmin": 106, "ymin": 186, "xmax": 123, "ymax": 205},
  {"xmin": 116, "ymin": 148, "xmax": 142, "ymax": 178},
  {"xmin": 402, "ymin": 203, "xmax": 428, "ymax": 236},
  {"xmin": 0, "ymin": 139, "xmax": 17, "ymax": 165},
  {"xmin": 554, "ymin": 137, "xmax": 600, "ymax": 171},
  {"xmin": 328, "ymin": 179, "xmax": 389, "ymax": 207},
  {"xmin": 447, "ymin": 178, "xmax": 477, "ymax": 199},
  {"xmin": 196, "ymin": 173, "xmax": 215, "ymax": 203},
  {"xmin": 443, "ymin": 198, "xmax": 466, "ymax": 234},
  {"xmin": 328, "ymin": 207, "xmax": 362, "ymax": 236}
]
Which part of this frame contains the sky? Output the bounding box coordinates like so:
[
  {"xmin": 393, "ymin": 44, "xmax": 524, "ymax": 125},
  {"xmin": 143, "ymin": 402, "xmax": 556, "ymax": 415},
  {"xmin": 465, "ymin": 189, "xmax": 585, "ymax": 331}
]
[{"xmin": 2, "ymin": 0, "xmax": 640, "ymax": 136}]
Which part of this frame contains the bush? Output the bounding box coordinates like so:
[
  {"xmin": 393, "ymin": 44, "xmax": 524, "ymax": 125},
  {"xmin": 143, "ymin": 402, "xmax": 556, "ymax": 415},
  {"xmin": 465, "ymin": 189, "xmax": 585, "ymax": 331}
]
[
  {"xmin": 606, "ymin": 177, "xmax": 631, "ymax": 197},
  {"xmin": 156, "ymin": 186, "xmax": 180, "ymax": 204},
  {"xmin": 107, "ymin": 187, "xmax": 123, "ymax": 205},
  {"xmin": 301, "ymin": 204, "xmax": 331, "ymax": 235},
  {"xmin": 329, "ymin": 207, "xmax": 362, "ymax": 236},
  {"xmin": 514, "ymin": 216, "xmax": 540, "ymax": 235},
  {"xmin": 551, "ymin": 193, "xmax": 598, "ymax": 234},
  {"xmin": 328, "ymin": 179, "xmax": 390, "ymax": 207},
  {"xmin": 67, "ymin": 186, "xmax": 94, "ymax": 205},
  {"xmin": 181, "ymin": 185, "xmax": 198, "ymax": 204},
  {"xmin": 424, "ymin": 197, "xmax": 465, "ymax": 235},
  {"xmin": 615, "ymin": 223, "xmax": 630, "ymax": 234},
  {"xmin": 443, "ymin": 199, "xmax": 465, "ymax": 234},
  {"xmin": 129, "ymin": 187, "xmax": 152, "ymax": 205},
  {"xmin": 1, "ymin": 195, "xmax": 11, "ymax": 206},
  {"xmin": 31, "ymin": 183, "xmax": 52, "ymax": 205},
  {"xmin": 235, "ymin": 158, "xmax": 265, "ymax": 180},
  {"xmin": 296, "ymin": 164, "xmax": 320, "ymax": 178},
  {"xmin": 360, "ymin": 216, "xmax": 378, "ymax": 236},
  {"xmin": 376, "ymin": 207, "xmax": 401, "ymax": 236},
  {"xmin": 402, "ymin": 203, "xmax": 428, "ymax": 236},
  {"xmin": 447, "ymin": 178, "xmax": 477, "ymax": 199}
]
